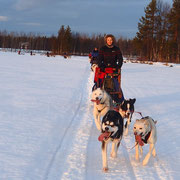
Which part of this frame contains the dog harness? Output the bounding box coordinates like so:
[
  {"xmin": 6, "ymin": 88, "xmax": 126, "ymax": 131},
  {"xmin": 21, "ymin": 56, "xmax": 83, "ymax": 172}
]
[
  {"xmin": 96, "ymin": 100, "xmax": 108, "ymax": 113},
  {"xmin": 135, "ymin": 131, "xmax": 151, "ymax": 146},
  {"xmin": 141, "ymin": 131, "xmax": 151, "ymax": 144},
  {"xmin": 97, "ymin": 105, "xmax": 107, "ymax": 113}
]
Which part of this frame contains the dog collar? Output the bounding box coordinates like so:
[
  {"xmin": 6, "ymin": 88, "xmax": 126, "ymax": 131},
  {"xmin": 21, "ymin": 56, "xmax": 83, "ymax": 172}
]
[
  {"xmin": 111, "ymin": 132, "xmax": 120, "ymax": 139},
  {"xmin": 105, "ymin": 132, "xmax": 121, "ymax": 141},
  {"xmin": 97, "ymin": 106, "xmax": 106, "ymax": 113},
  {"xmin": 100, "ymin": 100, "xmax": 105, "ymax": 105}
]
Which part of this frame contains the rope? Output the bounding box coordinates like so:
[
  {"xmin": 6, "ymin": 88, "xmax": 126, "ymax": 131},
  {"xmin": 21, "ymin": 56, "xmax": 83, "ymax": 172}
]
[
  {"xmin": 134, "ymin": 111, "xmax": 144, "ymax": 118},
  {"xmin": 121, "ymin": 141, "xmax": 138, "ymax": 151}
]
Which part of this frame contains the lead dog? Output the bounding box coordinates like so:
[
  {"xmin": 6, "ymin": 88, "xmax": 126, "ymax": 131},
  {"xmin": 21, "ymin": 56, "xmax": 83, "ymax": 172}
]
[
  {"xmin": 91, "ymin": 88, "xmax": 112, "ymax": 131},
  {"xmin": 133, "ymin": 116, "xmax": 157, "ymax": 165},
  {"xmin": 98, "ymin": 110, "xmax": 123, "ymax": 172},
  {"xmin": 119, "ymin": 98, "xmax": 136, "ymax": 135}
]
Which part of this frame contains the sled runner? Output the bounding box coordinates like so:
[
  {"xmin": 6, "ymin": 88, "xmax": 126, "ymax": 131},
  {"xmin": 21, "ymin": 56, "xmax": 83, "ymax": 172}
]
[{"xmin": 94, "ymin": 67, "xmax": 123, "ymax": 104}]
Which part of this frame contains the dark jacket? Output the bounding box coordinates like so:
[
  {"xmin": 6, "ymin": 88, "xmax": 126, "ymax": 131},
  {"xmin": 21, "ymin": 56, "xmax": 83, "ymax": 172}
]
[
  {"xmin": 90, "ymin": 50, "xmax": 99, "ymax": 64},
  {"xmin": 97, "ymin": 45, "xmax": 123, "ymax": 69}
]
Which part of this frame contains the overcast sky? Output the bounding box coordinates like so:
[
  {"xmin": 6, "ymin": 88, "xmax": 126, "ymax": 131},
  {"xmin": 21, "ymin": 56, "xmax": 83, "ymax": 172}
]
[{"xmin": 0, "ymin": 0, "xmax": 173, "ymax": 38}]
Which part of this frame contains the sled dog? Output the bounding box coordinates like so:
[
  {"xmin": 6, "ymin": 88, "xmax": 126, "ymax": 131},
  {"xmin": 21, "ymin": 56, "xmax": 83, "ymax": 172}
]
[
  {"xmin": 91, "ymin": 88, "xmax": 112, "ymax": 131},
  {"xmin": 98, "ymin": 110, "xmax": 123, "ymax": 172},
  {"xmin": 119, "ymin": 98, "xmax": 136, "ymax": 135},
  {"xmin": 133, "ymin": 116, "xmax": 157, "ymax": 166}
]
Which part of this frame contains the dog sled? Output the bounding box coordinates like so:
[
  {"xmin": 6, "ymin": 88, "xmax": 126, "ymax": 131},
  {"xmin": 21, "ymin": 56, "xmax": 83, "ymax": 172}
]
[{"xmin": 93, "ymin": 67, "xmax": 124, "ymax": 105}]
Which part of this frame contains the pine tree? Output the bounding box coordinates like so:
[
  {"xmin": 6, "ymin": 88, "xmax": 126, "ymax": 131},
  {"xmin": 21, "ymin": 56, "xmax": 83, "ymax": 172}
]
[
  {"xmin": 155, "ymin": 1, "xmax": 170, "ymax": 62},
  {"xmin": 134, "ymin": 0, "xmax": 158, "ymax": 61},
  {"xmin": 58, "ymin": 25, "xmax": 65, "ymax": 54},
  {"xmin": 51, "ymin": 35, "xmax": 58, "ymax": 54},
  {"xmin": 168, "ymin": 0, "xmax": 180, "ymax": 63},
  {"xmin": 63, "ymin": 25, "xmax": 72, "ymax": 54}
]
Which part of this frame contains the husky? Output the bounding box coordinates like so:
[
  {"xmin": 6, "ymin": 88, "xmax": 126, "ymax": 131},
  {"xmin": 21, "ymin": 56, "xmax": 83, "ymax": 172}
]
[
  {"xmin": 119, "ymin": 98, "xmax": 136, "ymax": 135},
  {"xmin": 98, "ymin": 110, "xmax": 123, "ymax": 172},
  {"xmin": 91, "ymin": 88, "xmax": 112, "ymax": 131},
  {"xmin": 133, "ymin": 116, "xmax": 157, "ymax": 166}
]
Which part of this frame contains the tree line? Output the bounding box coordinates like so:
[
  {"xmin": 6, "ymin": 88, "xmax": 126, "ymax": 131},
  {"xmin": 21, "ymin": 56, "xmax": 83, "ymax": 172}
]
[
  {"xmin": 0, "ymin": 31, "xmax": 52, "ymax": 51},
  {"xmin": 0, "ymin": 28, "xmax": 133, "ymax": 56},
  {"xmin": 134, "ymin": 0, "xmax": 180, "ymax": 63},
  {"xmin": 0, "ymin": 0, "xmax": 179, "ymax": 63}
]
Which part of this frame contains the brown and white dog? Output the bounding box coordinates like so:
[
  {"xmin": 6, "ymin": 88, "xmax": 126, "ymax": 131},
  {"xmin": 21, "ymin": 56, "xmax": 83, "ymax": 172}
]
[
  {"xmin": 91, "ymin": 88, "xmax": 112, "ymax": 131},
  {"xmin": 98, "ymin": 110, "xmax": 123, "ymax": 172},
  {"xmin": 133, "ymin": 116, "xmax": 157, "ymax": 165},
  {"xmin": 119, "ymin": 98, "xmax": 136, "ymax": 135}
]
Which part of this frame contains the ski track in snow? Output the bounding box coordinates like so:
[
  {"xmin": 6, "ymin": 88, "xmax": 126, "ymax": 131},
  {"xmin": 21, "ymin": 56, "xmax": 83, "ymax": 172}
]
[
  {"xmin": 44, "ymin": 85, "xmax": 84, "ymax": 179},
  {"xmin": 44, "ymin": 61, "xmax": 91, "ymax": 180},
  {"xmin": 60, "ymin": 71, "xmax": 94, "ymax": 180}
]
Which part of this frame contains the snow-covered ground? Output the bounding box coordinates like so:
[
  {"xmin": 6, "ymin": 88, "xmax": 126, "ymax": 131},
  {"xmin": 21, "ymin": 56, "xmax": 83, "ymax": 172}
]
[{"xmin": 0, "ymin": 52, "xmax": 179, "ymax": 180}]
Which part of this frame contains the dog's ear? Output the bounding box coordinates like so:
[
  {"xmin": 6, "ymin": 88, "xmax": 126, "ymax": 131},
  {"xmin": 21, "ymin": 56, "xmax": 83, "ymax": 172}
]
[
  {"xmin": 92, "ymin": 84, "xmax": 97, "ymax": 91},
  {"xmin": 101, "ymin": 85, "xmax": 105, "ymax": 90},
  {"xmin": 144, "ymin": 120, "xmax": 150, "ymax": 126},
  {"xmin": 152, "ymin": 118, "xmax": 157, "ymax": 124},
  {"xmin": 130, "ymin": 98, "xmax": 136, "ymax": 104}
]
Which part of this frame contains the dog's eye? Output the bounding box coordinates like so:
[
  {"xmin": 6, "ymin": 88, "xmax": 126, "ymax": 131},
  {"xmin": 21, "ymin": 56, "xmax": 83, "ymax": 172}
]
[
  {"xmin": 139, "ymin": 128, "xmax": 142, "ymax": 130},
  {"xmin": 110, "ymin": 122, "xmax": 114, "ymax": 126},
  {"xmin": 134, "ymin": 127, "xmax": 136, "ymax": 129}
]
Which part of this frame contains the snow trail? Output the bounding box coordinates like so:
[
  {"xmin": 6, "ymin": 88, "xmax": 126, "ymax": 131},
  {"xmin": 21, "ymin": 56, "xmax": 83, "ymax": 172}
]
[
  {"xmin": 60, "ymin": 67, "xmax": 93, "ymax": 180},
  {"xmin": 0, "ymin": 52, "xmax": 180, "ymax": 180}
]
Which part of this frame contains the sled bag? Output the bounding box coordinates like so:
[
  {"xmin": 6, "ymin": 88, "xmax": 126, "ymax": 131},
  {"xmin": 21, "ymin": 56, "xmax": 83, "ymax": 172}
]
[{"xmin": 103, "ymin": 77, "xmax": 115, "ymax": 92}]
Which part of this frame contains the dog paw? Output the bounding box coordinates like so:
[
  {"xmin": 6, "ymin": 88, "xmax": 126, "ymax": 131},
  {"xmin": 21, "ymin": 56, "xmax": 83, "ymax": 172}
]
[{"xmin": 103, "ymin": 167, "xmax": 109, "ymax": 172}]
